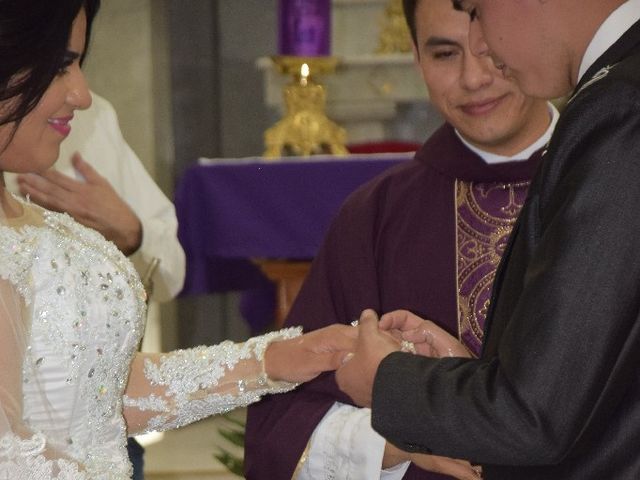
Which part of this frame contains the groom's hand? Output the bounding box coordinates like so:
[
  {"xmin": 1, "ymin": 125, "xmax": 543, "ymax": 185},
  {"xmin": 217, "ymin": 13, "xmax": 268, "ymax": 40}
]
[{"xmin": 335, "ymin": 309, "xmax": 399, "ymax": 407}]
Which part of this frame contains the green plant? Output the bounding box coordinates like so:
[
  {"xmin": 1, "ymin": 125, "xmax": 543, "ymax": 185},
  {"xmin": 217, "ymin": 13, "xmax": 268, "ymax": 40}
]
[{"xmin": 213, "ymin": 414, "xmax": 245, "ymax": 477}]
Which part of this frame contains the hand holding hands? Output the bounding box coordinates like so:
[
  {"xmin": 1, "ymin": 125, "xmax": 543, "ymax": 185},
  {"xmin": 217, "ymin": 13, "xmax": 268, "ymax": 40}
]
[
  {"xmin": 17, "ymin": 153, "xmax": 142, "ymax": 255},
  {"xmin": 264, "ymin": 324, "xmax": 357, "ymax": 383},
  {"xmin": 380, "ymin": 309, "xmax": 471, "ymax": 358},
  {"xmin": 335, "ymin": 309, "xmax": 400, "ymax": 407},
  {"xmin": 337, "ymin": 310, "xmax": 478, "ymax": 477}
]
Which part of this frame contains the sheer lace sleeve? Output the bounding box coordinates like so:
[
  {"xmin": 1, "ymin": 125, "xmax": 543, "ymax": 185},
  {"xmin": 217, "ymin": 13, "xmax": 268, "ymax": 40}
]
[
  {"xmin": 123, "ymin": 327, "xmax": 302, "ymax": 435},
  {"xmin": 0, "ymin": 278, "xmax": 87, "ymax": 479}
]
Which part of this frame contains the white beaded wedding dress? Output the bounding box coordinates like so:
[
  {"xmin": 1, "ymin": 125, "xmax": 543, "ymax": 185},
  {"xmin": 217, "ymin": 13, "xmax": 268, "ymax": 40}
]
[{"xmin": 0, "ymin": 199, "xmax": 299, "ymax": 479}]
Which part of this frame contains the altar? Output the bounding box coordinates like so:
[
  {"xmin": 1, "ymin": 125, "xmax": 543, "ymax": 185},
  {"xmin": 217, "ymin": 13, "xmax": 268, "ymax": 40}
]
[{"xmin": 175, "ymin": 153, "xmax": 412, "ymax": 330}]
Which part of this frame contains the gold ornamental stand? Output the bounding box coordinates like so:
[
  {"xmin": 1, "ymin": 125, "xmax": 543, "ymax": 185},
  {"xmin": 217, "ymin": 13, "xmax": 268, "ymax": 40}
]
[
  {"xmin": 264, "ymin": 56, "xmax": 348, "ymax": 158},
  {"xmin": 376, "ymin": 0, "xmax": 412, "ymax": 54}
]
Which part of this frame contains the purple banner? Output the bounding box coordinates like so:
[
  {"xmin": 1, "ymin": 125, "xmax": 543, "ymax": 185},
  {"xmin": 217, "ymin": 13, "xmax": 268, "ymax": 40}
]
[{"xmin": 278, "ymin": 0, "xmax": 331, "ymax": 56}]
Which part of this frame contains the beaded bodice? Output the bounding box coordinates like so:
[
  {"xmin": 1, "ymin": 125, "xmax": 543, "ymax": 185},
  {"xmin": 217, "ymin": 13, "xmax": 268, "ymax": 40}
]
[{"xmin": 1, "ymin": 209, "xmax": 146, "ymax": 478}]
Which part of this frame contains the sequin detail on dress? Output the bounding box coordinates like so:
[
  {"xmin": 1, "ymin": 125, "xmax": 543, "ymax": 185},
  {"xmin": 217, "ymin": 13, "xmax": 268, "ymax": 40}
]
[
  {"xmin": 0, "ymin": 209, "xmax": 147, "ymax": 478},
  {"xmin": 0, "ymin": 433, "xmax": 88, "ymax": 480},
  {"xmin": 123, "ymin": 328, "xmax": 301, "ymax": 433}
]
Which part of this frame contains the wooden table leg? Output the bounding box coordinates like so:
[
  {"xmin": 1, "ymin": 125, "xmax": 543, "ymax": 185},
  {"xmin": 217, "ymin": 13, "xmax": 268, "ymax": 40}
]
[{"xmin": 254, "ymin": 260, "xmax": 312, "ymax": 329}]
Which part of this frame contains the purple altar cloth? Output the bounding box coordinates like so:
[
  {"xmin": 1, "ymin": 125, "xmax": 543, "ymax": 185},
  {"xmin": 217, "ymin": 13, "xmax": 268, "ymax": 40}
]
[{"xmin": 175, "ymin": 154, "xmax": 411, "ymax": 330}]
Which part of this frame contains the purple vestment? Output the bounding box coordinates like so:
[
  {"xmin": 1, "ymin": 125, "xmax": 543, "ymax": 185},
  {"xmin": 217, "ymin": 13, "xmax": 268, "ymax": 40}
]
[{"xmin": 245, "ymin": 124, "xmax": 542, "ymax": 479}]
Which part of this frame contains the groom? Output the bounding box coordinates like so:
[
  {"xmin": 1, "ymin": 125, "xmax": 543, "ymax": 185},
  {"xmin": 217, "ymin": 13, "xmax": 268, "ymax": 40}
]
[
  {"xmin": 245, "ymin": 0, "xmax": 557, "ymax": 477},
  {"xmin": 338, "ymin": 1, "xmax": 640, "ymax": 478}
]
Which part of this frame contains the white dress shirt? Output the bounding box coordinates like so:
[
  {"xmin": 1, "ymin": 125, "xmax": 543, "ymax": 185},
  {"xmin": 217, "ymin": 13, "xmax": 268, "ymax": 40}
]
[{"xmin": 578, "ymin": 0, "xmax": 640, "ymax": 81}]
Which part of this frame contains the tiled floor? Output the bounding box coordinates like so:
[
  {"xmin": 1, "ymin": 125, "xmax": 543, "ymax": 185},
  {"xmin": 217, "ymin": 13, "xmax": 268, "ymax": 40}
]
[{"xmin": 144, "ymin": 410, "xmax": 246, "ymax": 480}]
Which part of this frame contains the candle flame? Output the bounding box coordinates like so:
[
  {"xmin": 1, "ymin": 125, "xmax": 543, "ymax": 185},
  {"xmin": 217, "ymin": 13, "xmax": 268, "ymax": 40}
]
[{"xmin": 300, "ymin": 63, "xmax": 310, "ymax": 86}]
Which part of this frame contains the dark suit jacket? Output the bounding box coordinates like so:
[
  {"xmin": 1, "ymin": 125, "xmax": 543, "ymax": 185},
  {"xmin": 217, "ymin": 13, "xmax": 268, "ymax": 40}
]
[{"xmin": 372, "ymin": 19, "xmax": 640, "ymax": 480}]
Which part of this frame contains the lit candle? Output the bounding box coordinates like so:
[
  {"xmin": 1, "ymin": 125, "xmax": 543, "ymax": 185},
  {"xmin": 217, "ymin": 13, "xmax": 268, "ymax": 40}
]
[
  {"xmin": 278, "ymin": 0, "xmax": 331, "ymax": 57},
  {"xmin": 300, "ymin": 63, "xmax": 309, "ymax": 86}
]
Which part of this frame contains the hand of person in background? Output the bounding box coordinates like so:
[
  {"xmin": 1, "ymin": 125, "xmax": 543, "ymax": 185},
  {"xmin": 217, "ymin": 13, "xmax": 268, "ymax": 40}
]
[
  {"xmin": 335, "ymin": 309, "xmax": 400, "ymax": 407},
  {"xmin": 17, "ymin": 152, "xmax": 142, "ymax": 255},
  {"xmin": 264, "ymin": 324, "xmax": 358, "ymax": 383},
  {"xmin": 380, "ymin": 309, "xmax": 472, "ymax": 358}
]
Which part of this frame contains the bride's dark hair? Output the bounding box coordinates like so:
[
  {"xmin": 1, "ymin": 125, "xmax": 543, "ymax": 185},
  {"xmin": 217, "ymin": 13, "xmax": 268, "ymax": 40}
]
[{"xmin": 0, "ymin": 0, "xmax": 101, "ymax": 129}]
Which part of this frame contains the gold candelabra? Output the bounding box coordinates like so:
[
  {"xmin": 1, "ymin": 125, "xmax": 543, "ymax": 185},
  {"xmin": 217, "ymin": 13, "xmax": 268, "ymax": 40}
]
[
  {"xmin": 264, "ymin": 56, "xmax": 348, "ymax": 158},
  {"xmin": 376, "ymin": 0, "xmax": 412, "ymax": 54}
]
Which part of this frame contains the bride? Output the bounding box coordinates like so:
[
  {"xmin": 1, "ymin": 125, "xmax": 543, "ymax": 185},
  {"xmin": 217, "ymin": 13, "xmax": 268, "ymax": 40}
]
[{"xmin": 0, "ymin": 1, "xmax": 356, "ymax": 478}]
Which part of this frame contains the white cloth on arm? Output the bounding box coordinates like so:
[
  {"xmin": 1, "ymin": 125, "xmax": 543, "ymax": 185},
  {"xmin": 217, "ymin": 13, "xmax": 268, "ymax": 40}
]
[{"xmin": 298, "ymin": 402, "xmax": 410, "ymax": 480}]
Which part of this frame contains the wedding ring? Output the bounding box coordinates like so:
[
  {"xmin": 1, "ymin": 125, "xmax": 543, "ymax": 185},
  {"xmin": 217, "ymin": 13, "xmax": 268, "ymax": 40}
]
[{"xmin": 400, "ymin": 340, "xmax": 416, "ymax": 354}]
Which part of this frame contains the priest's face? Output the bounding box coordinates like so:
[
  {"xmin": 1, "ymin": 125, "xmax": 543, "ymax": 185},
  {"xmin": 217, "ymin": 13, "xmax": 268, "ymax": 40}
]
[
  {"xmin": 414, "ymin": 0, "xmax": 551, "ymax": 155},
  {"xmin": 454, "ymin": 0, "xmax": 576, "ymax": 98}
]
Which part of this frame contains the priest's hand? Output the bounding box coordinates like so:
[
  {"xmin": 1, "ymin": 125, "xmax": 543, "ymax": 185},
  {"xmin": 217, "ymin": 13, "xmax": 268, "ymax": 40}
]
[
  {"xmin": 335, "ymin": 309, "xmax": 400, "ymax": 407},
  {"xmin": 384, "ymin": 440, "xmax": 482, "ymax": 479},
  {"xmin": 410, "ymin": 452, "xmax": 482, "ymax": 479},
  {"xmin": 380, "ymin": 309, "xmax": 472, "ymax": 358},
  {"xmin": 264, "ymin": 324, "xmax": 357, "ymax": 383},
  {"xmin": 382, "ymin": 440, "xmax": 411, "ymax": 469}
]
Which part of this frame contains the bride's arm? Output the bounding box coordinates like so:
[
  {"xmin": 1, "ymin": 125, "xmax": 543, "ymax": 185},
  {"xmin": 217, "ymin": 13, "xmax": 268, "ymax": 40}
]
[{"xmin": 123, "ymin": 324, "xmax": 356, "ymax": 435}]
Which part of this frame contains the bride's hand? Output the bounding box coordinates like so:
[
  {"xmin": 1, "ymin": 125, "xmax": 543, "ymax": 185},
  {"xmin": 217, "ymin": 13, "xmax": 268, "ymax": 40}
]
[
  {"xmin": 264, "ymin": 324, "xmax": 357, "ymax": 383},
  {"xmin": 380, "ymin": 310, "xmax": 471, "ymax": 358}
]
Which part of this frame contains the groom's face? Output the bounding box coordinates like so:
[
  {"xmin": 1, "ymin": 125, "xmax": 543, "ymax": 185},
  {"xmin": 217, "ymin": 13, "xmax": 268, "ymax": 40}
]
[{"xmin": 454, "ymin": 0, "xmax": 575, "ymax": 98}]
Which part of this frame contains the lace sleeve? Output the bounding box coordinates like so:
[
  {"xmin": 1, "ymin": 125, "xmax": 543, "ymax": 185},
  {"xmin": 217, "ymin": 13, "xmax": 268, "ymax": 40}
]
[
  {"xmin": 123, "ymin": 327, "xmax": 302, "ymax": 435},
  {"xmin": 0, "ymin": 278, "xmax": 87, "ymax": 479}
]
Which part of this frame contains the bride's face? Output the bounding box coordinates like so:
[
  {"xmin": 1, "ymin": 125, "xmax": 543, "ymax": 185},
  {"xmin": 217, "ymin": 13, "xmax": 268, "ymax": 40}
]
[{"xmin": 0, "ymin": 10, "xmax": 92, "ymax": 175}]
